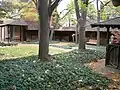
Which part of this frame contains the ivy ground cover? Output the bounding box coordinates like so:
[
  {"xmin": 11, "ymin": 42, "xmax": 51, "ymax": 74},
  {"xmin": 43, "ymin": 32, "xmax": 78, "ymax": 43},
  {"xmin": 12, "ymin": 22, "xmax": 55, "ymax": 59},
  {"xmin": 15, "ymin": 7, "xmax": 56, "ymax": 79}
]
[{"xmin": 0, "ymin": 46, "xmax": 110, "ymax": 90}]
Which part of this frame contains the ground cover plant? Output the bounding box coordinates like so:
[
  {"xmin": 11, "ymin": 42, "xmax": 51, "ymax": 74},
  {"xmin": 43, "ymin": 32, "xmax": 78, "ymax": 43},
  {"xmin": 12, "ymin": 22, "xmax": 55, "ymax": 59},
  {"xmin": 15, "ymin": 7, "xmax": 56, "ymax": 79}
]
[
  {"xmin": 54, "ymin": 49, "xmax": 106, "ymax": 65},
  {"xmin": 0, "ymin": 46, "xmax": 110, "ymax": 90}
]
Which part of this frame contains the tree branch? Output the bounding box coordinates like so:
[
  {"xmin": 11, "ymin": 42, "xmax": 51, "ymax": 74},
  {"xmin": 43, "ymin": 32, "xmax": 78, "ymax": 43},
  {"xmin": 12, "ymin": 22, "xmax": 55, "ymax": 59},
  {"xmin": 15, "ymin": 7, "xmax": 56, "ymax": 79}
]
[
  {"xmin": 32, "ymin": 0, "xmax": 37, "ymax": 8},
  {"xmin": 100, "ymin": 0, "xmax": 110, "ymax": 10},
  {"xmin": 49, "ymin": 0, "xmax": 62, "ymax": 17},
  {"xmin": 74, "ymin": 0, "xmax": 81, "ymax": 20},
  {"xmin": 88, "ymin": 0, "xmax": 95, "ymax": 4}
]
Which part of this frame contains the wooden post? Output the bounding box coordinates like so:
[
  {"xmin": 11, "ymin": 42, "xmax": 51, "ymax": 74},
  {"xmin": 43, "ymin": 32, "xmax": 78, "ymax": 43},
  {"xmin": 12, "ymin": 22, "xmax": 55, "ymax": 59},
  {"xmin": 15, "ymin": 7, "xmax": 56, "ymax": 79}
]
[
  {"xmin": 23, "ymin": 26, "xmax": 27, "ymax": 41},
  {"xmin": 105, "ymin": 26, "xmax": 110, "ymax": 66},
  {"xmin": 8, "ymin": 26, "xmax": 10, "ymax": 43},
  {"xmin": 4, "ymin": 26, "xmax": 5, "ymax": 42},
  {"xmin": 20, "ymin": 26, "xmax": 21, "ymax": 41},
  {"xmin": 0, "ymin": 27, "xmax": 2, "ymax": 41},
  {"xmin": 106, "ymin": 27, "xmax": 110, "ymax": 44}
]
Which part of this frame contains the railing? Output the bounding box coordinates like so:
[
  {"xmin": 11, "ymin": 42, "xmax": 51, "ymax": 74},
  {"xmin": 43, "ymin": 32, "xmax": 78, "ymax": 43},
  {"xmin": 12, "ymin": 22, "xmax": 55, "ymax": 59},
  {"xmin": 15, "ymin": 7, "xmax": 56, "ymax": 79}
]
[{"xmin": 106, "ymin": 44, "xmax": 120, "ymax": 69}]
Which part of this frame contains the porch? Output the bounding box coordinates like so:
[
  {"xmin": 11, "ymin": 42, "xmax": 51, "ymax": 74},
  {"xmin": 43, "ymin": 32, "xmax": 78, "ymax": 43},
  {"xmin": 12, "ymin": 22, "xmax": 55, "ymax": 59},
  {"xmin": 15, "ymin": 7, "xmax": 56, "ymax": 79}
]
[
  {"xmin": 91, "ymin": 17, "xmax": 120, "ymax": 70},
  {"xmin": 0, "ymin": 19, "xmax": 28, "ymax": 43}
]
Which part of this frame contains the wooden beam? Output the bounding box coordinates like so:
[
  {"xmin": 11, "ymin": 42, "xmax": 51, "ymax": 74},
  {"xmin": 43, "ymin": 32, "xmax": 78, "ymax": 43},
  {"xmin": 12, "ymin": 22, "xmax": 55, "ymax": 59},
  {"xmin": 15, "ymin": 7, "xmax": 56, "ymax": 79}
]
[
  {"xmin": 8, "ymin": 26, "xmax": 10, "ymax": 43},
  {"xmin": 0, "ymin": 27, "xmax": 2, "ymax": 41},
  {"xmin": 20, "ymin": 26, "xmax": 21, "ymax": 41},
  {"xmin": 106, "ymin": 27, "xmax": 110, "ymax": 44},
  {"xmin": 4, "ymin": 26, "xmax": 5, "ymax": 41}
]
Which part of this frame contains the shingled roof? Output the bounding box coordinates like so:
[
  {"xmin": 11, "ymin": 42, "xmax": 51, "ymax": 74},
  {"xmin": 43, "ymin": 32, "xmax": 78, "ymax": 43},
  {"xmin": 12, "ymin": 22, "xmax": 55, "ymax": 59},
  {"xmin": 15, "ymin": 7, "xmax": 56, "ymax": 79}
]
[
  {"xmin": 25, "ymin": 21, "xmax": 39, "ymax": 30},
  {"xmin": 91, "ymin": 17, "xmax": 120, "ymax": 29},
  {"xmin": 0, "ymin": 19, "xmax": 28, "ymax": 26}
]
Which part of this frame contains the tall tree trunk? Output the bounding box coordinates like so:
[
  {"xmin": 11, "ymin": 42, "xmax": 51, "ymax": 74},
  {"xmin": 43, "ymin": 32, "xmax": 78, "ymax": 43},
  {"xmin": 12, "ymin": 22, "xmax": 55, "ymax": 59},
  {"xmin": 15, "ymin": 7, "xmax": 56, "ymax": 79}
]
[
  {"xmin": 74, "ymin": 0, "xmax": 88, "ymax": 49},
  {"xmin": 68, "ymin": 17, "xmax": 71, "ymax": 27},
  {"xmin": 33, "ymin": 0, "xmax": 62, "ymax": 60},
  {"xmin": 38, "ymin": 0, "xmax": 49, "ymax": 60},
  {"xmin": 50, "ymin": 28, "xmax": 54, "ymax": 41},
  {"xmin": 96, "ymin": 0, "xmax": 100, "ymax": 46},
  {"xmin": 78, "ymin": 8, "xmax": 87, "ymax": 49},
  {"xmin": 75, "ymin": 24, "xmax": 78, "ymax": 43}
]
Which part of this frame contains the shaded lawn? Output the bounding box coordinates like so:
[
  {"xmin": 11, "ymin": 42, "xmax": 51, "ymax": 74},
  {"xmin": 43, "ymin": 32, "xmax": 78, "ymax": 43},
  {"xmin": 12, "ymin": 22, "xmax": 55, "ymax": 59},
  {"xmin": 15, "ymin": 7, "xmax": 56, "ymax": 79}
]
[
  {"xmin": 0, "ymin": 46, "xmax": 110, "ymax": 90},
  {"xmin": 0, "ymin": 46, "xmax": 66, "ymax": 60}
]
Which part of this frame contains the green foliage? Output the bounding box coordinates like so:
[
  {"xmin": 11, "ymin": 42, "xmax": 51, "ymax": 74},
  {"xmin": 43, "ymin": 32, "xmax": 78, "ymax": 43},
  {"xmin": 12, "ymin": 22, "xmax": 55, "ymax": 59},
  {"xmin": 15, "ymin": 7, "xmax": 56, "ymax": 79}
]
[
  {"xmin": 100, "ymin": 0, "xmax": 120, "ymax": 20},
  {"xmin": 0, "ymin": 46, "xmax": 110, "ymax": 90},
  {"xmin": 51, "ymin": 9, "xmax": 60, "ymax": 28},
  {"xmin": 0, "ymin": 50, "xmax": 109, "ymax": 90},
  {"xmin": 87, "ymin": 3, "xmax": 96, "ymax": 19},
  {"xmin": 60, "ymin": 0, "xmax": 97, "ymax": 25},
  {"xmin": 55, "ymin": 49, "xmax": 106, "ymax": 65},
  {"xmin": 0, "ymin": 0, "xmax": 29, "ymax": 19}
]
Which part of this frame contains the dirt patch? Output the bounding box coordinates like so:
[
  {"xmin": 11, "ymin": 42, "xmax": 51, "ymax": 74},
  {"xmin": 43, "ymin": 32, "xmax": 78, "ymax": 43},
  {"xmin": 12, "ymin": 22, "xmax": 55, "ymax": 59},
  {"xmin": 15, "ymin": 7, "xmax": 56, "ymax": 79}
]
[{"xmin": 86, "ymin": 59, "xmax": 120, "ymax": 89}]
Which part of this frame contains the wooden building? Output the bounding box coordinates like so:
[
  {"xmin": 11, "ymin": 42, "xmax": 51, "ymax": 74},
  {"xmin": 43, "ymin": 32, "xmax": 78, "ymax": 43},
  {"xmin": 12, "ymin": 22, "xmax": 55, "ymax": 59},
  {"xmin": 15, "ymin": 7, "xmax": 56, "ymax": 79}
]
[
  {"xmin": 52, "ymin": 27, "xmax": 75, "ymax": 41},
  {"xmin": 0, "ymin": 18, "xmax": 118, "ymax": 45},
  {"xmin": 0, "ymin": 19, "xmax": 27, "ymax": 42},
  {"xmin": 91, "ymin": 17, "xmax": 120, "ymax": 69},
  {"xmin": 25, "ymin": 21, "xmax": 39, "ymax": 41}
]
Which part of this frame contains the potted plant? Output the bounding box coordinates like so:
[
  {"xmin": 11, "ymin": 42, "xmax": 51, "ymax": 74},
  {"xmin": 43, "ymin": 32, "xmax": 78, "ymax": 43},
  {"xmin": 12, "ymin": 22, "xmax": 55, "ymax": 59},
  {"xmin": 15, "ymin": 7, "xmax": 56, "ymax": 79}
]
[{"xmin": 112, "ymin": 0, "xmax": 120, "ymax": 7}]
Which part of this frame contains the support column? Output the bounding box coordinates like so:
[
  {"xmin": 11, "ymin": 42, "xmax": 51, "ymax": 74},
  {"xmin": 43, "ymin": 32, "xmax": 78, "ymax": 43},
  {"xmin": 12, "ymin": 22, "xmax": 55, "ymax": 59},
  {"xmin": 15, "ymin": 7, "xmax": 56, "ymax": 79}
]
[
  {"xmin": 106, "ymin": 27, "xmax": 110, "ymax": 44},
  {"xmin": 8, "ymin": 26, "xmax": 10, "ymax": 43},
  {"xmin": 1, "ymin": 27, "xmax": 2, "ymax": 41},
  {"xmin": 20, "ymin": 26, "xmax": 21, "ymax": 41},
  {"xmin": 4, "ymin": 26, "xmax": 5, "ymax": 41},
  {"xmin": 0, "ymin": 27, "xmax": 2, "ymax": 41},
  {"xmin": 105, "ymin": 26, "xmax": 110, "ymax": 66}
]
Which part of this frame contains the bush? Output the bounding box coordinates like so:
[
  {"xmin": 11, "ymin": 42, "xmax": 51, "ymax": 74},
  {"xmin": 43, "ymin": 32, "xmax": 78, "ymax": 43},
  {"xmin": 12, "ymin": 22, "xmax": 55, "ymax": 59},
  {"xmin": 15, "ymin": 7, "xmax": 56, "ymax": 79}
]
[{"xmin": 0, "ymin": 42, "xmax": 18, "ymax": 46}]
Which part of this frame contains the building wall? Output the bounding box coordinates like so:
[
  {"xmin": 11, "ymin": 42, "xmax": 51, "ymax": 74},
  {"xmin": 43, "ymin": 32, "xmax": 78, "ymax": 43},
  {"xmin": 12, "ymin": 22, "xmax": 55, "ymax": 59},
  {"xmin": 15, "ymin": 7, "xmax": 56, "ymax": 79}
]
[
  {"xmin": 86, "ymin": 31, "xmax": 109, "ymax": 45},
  {"xmin": 0, "ymin": 25, "xmax": 25, "ymax": 42},
  {"xmin": 26, "ymin": 30, "xmax": 38, "ymax": 41},
  {"xmin": 53, "ymin": 31, "xmax": 75, "ymax": 42},
  {"xmin": 100, "ymin": 32, "xmax": 108, "ymax": 45},
  {"xmin": 11, "ymin": 26, "xmax": 25, "ymax": 42},
  {"xmin": 14, "ymin": 26, "xmax": 20, "ymax": 41},
  {"xmin": 0, "ymin": 26, "xmax": 8, "ymax": 42}
]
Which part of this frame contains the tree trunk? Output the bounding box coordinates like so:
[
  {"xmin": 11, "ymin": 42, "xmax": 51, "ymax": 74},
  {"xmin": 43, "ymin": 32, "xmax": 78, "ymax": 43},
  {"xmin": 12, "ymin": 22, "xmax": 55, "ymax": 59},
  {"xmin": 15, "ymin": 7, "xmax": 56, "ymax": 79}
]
[
  {"xmin": 74, "ymin": 0, "xmax": 88, "ymax": 49},
  {"xmin": 68, "ymin": 17, "xmax": 71, "ymax": 27},
  {"xmin": 38, "ymin": 0, "xmax": 49, "ymax": 60},
  {"xmin": 78, "ymin": 12, "xmax": 86, "ymax": 49},
  {"xmin": 75, "ymin": 24, "xmax": 78, "ymax": 43},
  {"xmin": 96, "ymin": 0, "xmax": 100, "ymax": 46},
  {"xmin": 50, "ymin": 28, "xmax": 54, "ymax": 41}
]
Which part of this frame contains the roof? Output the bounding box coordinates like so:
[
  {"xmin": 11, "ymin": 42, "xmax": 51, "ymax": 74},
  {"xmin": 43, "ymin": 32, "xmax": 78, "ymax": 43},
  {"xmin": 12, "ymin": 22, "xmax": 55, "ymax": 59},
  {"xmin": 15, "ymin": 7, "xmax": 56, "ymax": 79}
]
[
  {"xmin": 91, "ymin": 17, "xmax": 120, "ymax": 29},
  {"xmin": 0, "ymin": 19, "xmax": 28, "ymax": 26},
  {"xmin": 54, "ymin": 27, "xmax": 76, "ymax": 31},
  {"xmin": 53, "ymin": 26, "xmax": 111, "ymax": 32},
  {"xmin": 25, "ymin": 21, "xmax": 39, "ymax": 30}
]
